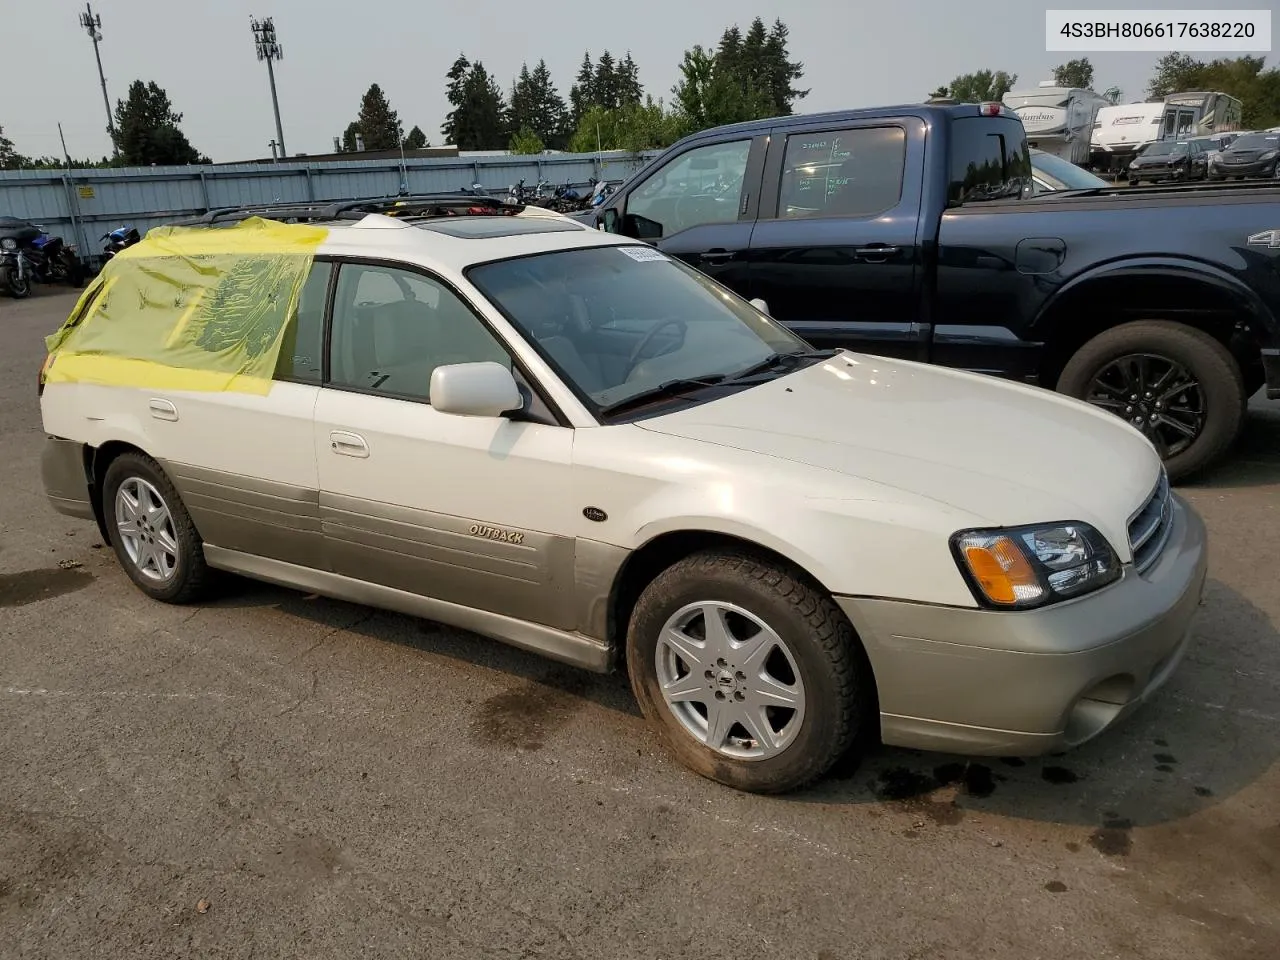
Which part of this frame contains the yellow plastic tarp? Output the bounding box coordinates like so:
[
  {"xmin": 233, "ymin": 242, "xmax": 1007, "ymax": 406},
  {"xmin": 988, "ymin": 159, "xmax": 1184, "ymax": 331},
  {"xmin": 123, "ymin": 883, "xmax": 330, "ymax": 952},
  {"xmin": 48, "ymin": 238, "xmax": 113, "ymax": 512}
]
[{"xmin": 44, "ymin": 217, "xmax": 328, "ymax": 395}]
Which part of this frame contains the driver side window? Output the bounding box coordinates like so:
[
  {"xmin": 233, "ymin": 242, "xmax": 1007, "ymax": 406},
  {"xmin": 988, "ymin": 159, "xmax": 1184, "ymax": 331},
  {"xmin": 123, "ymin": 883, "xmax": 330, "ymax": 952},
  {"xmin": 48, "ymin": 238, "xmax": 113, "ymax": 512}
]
[
  {"xmin": 625, "ymin": 139, "xmax": 752, "ymax": 239},
  {"xmin": 327, "ymin": 263, "xmax": 510, "ymax": 403}
]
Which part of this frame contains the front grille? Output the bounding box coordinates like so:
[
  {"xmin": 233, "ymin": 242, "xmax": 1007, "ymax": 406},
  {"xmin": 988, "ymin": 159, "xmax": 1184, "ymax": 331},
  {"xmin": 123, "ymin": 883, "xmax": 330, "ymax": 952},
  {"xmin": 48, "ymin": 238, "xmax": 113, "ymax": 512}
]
[{"xmin": 1128, "ymin": 471, "xmax": 1173, "ymax": 575}]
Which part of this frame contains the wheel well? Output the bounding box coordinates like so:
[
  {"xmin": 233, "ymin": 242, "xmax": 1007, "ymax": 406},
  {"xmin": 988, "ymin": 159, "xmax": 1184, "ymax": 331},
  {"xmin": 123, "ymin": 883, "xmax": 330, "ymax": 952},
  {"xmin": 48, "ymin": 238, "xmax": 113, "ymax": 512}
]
[
  {"xmin": 84, "ymin": 440, "xmax": 147, "ymax": 542},
  {"xmin": 1035, "ymin": 274, "xmax": 1264, "ymax": 390},
  {"xmin": 607, "ymin": 530, "xmax": 832, "ymax": 652}
]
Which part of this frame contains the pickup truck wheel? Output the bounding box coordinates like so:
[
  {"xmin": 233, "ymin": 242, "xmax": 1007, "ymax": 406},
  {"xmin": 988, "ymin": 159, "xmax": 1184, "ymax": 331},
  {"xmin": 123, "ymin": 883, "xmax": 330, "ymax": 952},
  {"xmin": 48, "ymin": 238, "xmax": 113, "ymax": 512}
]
[
  {"xmin": 102, "ymin": 452, "xmax": 213, "ymax": 604},
  {"xmin": 1058, "ymin": 321, "xmax": 1246, "ymax": 482},
  {"xmin": 626, "ymin": 550, "xmax": 868, "ymax": 794}
]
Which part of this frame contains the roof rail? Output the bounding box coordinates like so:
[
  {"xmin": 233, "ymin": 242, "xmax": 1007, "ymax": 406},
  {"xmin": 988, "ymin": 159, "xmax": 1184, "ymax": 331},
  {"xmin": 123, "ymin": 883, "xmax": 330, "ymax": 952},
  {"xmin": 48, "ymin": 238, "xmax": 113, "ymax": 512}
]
[{"xmin": 169, "ymin": 193, "xmax": 521, "ymax": 227}]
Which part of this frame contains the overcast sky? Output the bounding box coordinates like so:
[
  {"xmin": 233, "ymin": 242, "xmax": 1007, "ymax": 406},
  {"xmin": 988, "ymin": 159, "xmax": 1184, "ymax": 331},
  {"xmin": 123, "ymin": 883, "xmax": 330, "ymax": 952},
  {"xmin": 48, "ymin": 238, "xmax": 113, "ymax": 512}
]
[{"xmin": 2, "ymin": 0, "xmax": 1273, "ymax": 162}]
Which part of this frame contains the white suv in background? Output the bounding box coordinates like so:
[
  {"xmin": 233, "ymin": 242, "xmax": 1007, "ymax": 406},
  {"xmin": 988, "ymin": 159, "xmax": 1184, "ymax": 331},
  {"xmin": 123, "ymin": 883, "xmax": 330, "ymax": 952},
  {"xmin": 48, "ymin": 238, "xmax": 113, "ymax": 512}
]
[{"xmin": 39, "ymin": 200, "xmax": 1208, "ymax": 794}]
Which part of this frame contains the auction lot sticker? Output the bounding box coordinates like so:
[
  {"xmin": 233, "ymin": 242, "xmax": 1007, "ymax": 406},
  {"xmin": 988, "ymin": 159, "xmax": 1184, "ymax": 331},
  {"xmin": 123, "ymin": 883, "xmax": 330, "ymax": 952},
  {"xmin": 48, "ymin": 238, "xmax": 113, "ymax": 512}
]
[{"xmin": 1046, "ymin": 9, "xmax": 1271, "ymax": 51}]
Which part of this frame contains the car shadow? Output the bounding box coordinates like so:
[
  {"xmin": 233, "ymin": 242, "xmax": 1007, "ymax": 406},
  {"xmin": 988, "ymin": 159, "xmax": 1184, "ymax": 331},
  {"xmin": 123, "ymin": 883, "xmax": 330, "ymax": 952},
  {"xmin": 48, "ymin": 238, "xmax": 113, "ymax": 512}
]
[
  {"xmin": 204, "ymin": 573, "xmax": 1278, "ymax": 832},
  {"xmin": 1183, "ymin": 396, "xmax": 1280, "ymax": 489},
  {"xmin": 200, "ymin": 579, "xmax": 641, "ymax": 719},
  {"xmin": 792, "ymin": 577, "xmax": 1280, "ymax": 831}
]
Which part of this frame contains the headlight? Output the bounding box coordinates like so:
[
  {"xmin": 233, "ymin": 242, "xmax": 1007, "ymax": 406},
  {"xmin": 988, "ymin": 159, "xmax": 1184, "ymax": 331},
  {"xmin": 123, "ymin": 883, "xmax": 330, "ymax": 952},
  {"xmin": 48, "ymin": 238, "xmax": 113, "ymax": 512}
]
[
  {"xmin": 1259, "ymin": 150, "xmax": 1278, "ymax": 160},
  {"xmin": 0, "ymin": 238, "xmax": 15, "ymax": 250},
  {"xmin": 951, "ymin": 522, "xmax": 1121, "ymax": 610}
]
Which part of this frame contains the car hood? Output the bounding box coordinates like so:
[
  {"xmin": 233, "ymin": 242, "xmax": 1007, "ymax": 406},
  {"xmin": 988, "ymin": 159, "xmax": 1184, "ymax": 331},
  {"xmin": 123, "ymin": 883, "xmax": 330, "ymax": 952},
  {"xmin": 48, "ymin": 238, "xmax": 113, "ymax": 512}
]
[{"xmin": 635, "ymin": 353, "xmax": 1162, "ymax": 557}]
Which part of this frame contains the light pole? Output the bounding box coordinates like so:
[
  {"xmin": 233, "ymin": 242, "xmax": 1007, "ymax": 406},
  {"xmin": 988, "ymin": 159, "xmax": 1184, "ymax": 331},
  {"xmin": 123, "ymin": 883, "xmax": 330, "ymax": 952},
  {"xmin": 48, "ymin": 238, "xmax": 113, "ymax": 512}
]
[
  {"xmin": 78, "ymin": 2, "xmax": 118, "ymax": 158},
  {"xmin": 251, "ymin": 16, "xmax": 287, "ymax": 160}
]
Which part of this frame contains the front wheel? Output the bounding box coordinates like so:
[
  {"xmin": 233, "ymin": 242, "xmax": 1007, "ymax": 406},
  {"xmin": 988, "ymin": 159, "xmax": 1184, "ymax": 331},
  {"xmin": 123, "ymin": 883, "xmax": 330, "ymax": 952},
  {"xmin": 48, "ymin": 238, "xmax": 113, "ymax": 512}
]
[
  {"xmin": 626, "ymin": 550, "xmax": 871, "ymax": 794},
  {"xmin": 2, "ymin": 265, "xmax": 30, "ymax": 299},
  {"xmin": 1057, "ymin": 321, "xmax": 1247, "ymax": 482}
]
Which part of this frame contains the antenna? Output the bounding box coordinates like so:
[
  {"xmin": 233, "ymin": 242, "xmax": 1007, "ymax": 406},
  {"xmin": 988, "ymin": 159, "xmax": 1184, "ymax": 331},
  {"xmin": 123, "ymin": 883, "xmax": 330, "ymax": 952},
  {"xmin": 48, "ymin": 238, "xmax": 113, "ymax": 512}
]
[
  {"xmin": 250, "ymin": 16, "xmax": 287, "ymax": 160},
  {"xmin": 78, "ymin": 3, "xmax": 118, "ymax": 158}
]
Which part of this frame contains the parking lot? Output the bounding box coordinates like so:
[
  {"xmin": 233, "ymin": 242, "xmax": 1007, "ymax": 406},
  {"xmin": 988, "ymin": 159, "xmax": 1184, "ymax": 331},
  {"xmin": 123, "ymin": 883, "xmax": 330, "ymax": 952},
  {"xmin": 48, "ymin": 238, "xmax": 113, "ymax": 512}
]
[{"xmin": 1, "ymin": 287, "xmax": 1278, "ymax": 960}]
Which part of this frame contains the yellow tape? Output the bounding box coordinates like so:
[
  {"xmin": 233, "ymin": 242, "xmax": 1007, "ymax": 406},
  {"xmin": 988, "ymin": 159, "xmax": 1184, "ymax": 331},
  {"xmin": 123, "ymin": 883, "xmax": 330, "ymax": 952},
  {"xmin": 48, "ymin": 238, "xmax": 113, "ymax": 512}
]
[{"xmin": 44, "ymin": 217, "xmax": 328, "ymax": 394}]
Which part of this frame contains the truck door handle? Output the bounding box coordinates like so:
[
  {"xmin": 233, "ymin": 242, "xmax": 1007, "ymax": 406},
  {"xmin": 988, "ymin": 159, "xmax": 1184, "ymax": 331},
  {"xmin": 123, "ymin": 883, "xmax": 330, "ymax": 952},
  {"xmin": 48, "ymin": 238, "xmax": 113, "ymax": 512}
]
[
  {"xmin": 853, "ymin": 244, "xmax": 901, "ymax": 261},
  {"xmin": 330, "ymin": 431, "xmax": 369, "ymax": 458},
  {"xmin": 148, "ymin": 398, "xmax": 178, "ymax": 422},
  {"xmin": 699, "ymin": 249, "xmax": 736, "ymax": 263}
]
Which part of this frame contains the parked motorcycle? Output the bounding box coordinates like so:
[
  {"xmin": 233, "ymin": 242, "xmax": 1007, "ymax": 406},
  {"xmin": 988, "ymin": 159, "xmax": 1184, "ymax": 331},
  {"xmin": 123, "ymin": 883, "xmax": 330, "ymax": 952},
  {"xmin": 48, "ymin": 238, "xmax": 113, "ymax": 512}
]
[
  {"xmin": 101, "ymin": 225, "xmax": 141, "ymax": 261},
  {"xmin": 0, "ymin": 217, "xmax": 84, "ymax": 297}
]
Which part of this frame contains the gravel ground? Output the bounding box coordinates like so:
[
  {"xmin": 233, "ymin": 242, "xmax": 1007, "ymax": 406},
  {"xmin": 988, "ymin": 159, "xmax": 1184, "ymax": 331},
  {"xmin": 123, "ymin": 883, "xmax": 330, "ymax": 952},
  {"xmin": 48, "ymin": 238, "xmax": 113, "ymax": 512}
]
[{"xmin": 2, "ymin": 288, "xmax": 1278, "ymax": 960}]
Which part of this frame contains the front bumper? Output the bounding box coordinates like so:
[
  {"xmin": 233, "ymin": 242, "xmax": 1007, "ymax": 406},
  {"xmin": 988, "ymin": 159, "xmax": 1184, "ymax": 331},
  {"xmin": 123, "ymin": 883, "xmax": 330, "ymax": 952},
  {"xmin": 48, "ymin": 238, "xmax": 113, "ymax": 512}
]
[
  {"xmin": 836, "ymin": 494, "xmax": 1207, "ymax": 756},
  {"xmin": 1131, "ymin": 165, "xmax": 1192, "ymax": 181},
  {"xmin": 1212, "ymin": 158, "xmax": 1277, "ymax": 177}
]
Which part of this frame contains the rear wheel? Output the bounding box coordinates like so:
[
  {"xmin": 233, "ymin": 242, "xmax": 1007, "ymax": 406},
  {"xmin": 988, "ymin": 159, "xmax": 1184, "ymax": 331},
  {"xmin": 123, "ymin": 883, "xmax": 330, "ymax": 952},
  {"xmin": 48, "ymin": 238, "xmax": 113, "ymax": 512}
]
[
  {"xmin": 626, "ymin": 550, "xmax": 871, "ymax": 794},
  {"xmin": 102, "ymin": 453, "xmax": 213, "ymax": 603},
  {"xmin": 1057, "ymin": 321, "xmax": 1247, "ymax": 482}
]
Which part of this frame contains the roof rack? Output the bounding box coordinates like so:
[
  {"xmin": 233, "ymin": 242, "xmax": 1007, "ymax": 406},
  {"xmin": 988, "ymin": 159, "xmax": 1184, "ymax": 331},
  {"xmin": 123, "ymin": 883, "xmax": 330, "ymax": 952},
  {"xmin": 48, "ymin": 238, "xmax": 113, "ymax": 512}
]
[{"xmin": 170, "ymin": 193, "xmax": 521, "ymax": 227}]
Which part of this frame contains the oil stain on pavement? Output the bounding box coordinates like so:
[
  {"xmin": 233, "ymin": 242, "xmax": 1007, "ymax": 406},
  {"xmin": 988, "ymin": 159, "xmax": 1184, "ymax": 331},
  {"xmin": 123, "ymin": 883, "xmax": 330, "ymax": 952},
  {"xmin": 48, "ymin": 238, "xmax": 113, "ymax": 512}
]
[
  {"xmin": 0, "ymin": 566, "xmax": 94, "ymax": 609},
  {"xmin": 471, "ymin": 669, "xmax": 590, "ymax": 752}
]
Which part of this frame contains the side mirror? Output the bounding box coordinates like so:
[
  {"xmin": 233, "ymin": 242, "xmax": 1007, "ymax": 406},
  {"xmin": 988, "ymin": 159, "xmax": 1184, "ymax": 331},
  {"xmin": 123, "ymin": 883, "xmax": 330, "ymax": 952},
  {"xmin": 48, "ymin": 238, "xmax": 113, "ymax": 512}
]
[
  {"xmin": 430, "ymin": 362, "xmax": 521, "ymax": 418},
  {"xmin": 601, "ymin": 207, "xmax": 620, "ymax": 233},
  {"xmin": 624, "ymin": 213, "xmax": 663, "ymax": 241},
  {"xmin": 749, "ymin": 298, "xmax": 770, "ymax": 316}
]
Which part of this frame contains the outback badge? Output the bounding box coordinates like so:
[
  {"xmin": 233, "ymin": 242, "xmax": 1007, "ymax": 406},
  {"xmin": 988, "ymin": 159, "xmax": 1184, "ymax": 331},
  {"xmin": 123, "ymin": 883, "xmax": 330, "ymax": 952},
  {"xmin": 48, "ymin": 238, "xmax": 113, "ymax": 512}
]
[{"xmin": 468, "ymin": 523, "xmax": 524, "ymax": 545}]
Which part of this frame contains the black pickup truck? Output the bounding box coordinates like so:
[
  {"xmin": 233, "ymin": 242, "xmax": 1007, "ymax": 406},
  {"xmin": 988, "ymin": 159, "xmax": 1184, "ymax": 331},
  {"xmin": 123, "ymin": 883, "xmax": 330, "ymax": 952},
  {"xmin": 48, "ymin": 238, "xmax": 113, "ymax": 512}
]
[{"xmin": 586, "ymin": 103, "xmax": 1280, "ymax": 481}]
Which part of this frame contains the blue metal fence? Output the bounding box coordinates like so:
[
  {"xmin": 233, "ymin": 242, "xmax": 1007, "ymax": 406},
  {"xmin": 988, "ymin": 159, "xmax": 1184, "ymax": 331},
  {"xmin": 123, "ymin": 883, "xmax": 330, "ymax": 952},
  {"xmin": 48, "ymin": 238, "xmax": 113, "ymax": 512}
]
[{"xmin": 0, "ymin": 150, "xmax": 659, "ymax": 263}]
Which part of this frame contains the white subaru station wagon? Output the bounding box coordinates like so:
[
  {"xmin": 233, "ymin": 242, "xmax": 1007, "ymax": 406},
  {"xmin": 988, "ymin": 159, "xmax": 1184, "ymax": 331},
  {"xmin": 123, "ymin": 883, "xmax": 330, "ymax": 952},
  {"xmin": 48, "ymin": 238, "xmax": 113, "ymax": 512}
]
[{"xmin": 39, "ymin": 198, "xmax": 1207, "ymax": 794}]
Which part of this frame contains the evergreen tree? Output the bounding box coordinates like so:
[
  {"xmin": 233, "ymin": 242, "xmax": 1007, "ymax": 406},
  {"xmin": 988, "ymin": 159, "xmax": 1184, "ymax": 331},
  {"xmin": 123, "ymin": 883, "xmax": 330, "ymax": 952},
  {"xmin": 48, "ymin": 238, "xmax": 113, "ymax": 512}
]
[
  {"xmin": 353, "ymin": 83, "xmax": 401, "ymax": 151},
  {"xmin": 111, "ymin": 80, "xmax": 204, "ymax": 165},
  {"xmin": 0, "ymin": 125, "xmax": 17, "ymax": 169},
  {"xmin": 442, "ymin": 55, "xmax": 508, "ymax": 149},
  {"xmin": 341, "ymin": 120, "xmax": 361, "ymax": 152},
  {"xmin": 569, "ymin": 51, "xmax": 596, "ymax": 125},
  {"xmin": 403, "ymin": 125, "xmax": 429, "ymax": 149}
]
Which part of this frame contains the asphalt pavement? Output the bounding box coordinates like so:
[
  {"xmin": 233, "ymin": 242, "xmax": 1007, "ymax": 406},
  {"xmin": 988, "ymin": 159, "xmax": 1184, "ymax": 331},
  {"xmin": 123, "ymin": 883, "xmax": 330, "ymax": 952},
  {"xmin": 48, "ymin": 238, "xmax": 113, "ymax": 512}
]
[{"xmin": 2, "ymin": 288, "xmax": 1278, "ymax": 960}]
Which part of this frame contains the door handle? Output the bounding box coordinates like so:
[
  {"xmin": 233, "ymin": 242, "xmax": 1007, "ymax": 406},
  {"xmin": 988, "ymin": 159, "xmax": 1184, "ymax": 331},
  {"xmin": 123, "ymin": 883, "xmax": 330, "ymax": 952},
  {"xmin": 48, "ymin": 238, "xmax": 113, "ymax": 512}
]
[
  {"xmin": 330, "ymin": 431, "xmax": 369, "ymax": 458},
  {"xmin": 148, "ymin": 398, "xmax": 178, "ymax": 422},
  {"xmin": 699, "ymin": 249, "xmax": 736, "ymax": 263},
  {"xmin": 853, "ymin": 244, "xmax": 901, "ymax": 261}
]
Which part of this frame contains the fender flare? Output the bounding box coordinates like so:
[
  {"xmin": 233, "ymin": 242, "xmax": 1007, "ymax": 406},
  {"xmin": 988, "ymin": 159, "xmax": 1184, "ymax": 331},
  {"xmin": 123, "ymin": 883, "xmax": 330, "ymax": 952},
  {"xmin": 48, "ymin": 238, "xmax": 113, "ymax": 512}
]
[{"xmin": 1031, "ymin": 255, "xmax": 1277, "ymax": 339}]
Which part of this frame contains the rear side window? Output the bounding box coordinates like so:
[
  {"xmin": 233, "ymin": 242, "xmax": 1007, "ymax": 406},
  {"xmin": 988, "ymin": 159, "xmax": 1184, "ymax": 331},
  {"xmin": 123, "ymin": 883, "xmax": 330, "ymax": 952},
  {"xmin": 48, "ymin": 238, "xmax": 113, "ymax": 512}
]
[
  {"xmin": 275, "ymin": 261, "xmax": 331, "ymax": 382},
  {"xmin": 777, "ymin": 126, "xmax": 906, "ymax": 219},
  {"xmin": 948, "ymin": 118, "xmax": 1032, "ymax": 205}
]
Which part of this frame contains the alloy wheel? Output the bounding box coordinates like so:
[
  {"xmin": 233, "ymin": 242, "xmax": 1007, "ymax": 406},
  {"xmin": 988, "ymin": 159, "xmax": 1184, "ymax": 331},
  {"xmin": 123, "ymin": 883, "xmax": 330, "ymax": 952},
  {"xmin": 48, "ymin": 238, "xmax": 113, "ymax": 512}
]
[
  {"xmin": 654, "ymin": 600, "xmax": 806, "ymax": 760},
  {"xmin": 1085, "ymin": 352, "xmax": 1205, "ymax": 458}
]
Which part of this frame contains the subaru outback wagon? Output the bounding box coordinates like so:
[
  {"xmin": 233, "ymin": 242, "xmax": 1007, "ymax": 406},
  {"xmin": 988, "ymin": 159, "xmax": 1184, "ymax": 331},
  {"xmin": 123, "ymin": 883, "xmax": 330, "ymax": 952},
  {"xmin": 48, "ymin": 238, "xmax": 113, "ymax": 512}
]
[{"xmin": 39, "ymin": 199, "xmax": 1207, "ymax": 793}]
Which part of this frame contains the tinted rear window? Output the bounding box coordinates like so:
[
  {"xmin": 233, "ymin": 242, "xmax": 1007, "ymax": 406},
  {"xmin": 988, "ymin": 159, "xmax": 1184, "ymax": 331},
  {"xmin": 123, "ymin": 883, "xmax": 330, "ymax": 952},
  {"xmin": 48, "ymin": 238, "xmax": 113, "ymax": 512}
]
[
  {"xmin": 1231, "ymin": 134, "xmax": 1279, "ymax": 150},
  {"xmin": 948, "ymin": 117, "xmax": 1032, "ymax": 205}
]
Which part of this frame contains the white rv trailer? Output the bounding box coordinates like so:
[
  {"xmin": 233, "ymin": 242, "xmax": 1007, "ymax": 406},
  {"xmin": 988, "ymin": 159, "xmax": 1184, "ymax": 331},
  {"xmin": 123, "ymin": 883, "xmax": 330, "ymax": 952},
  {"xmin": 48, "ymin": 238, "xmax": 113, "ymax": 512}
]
[
  {"xmin": 1002, "ymin": 81, "xmax": 1112, "ymax": 164},
  {"xmin": 1160, "ymin": 91, "xmax": 1244, "ymax": 140},
  {"xmin": 1089, "ymin": 101, "xmax": 1167, "ymax": 173}
]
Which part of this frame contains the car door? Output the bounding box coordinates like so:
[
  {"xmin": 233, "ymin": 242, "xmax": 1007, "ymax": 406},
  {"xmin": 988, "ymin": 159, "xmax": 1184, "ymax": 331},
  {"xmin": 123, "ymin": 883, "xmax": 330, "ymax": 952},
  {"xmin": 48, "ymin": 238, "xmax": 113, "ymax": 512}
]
[
  {"xmin": 601, "ymin": 134, "xmax": 767, "ymax": 297},
  {"xmin": 146, "ymin": 259, "xmax": 332, "ymax": 568},
  {"xmin": 312, "ymin": 260, "xmax": 580, "ymax": 630},
  {"xmin": 746, "ymin": 117, "xmax": 926, "ymax": 360}
]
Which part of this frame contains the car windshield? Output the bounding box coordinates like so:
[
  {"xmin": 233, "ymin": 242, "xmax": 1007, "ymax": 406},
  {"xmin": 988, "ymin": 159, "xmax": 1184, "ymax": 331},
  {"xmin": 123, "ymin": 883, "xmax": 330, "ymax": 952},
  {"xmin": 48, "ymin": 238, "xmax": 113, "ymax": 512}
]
[
  {"xmin": 1030, "ymin": 151, "xmax": 1107, "ymax": 190},
  {"xmin": 466, "ymin": 244, "xmax": 813, "ymax": 417},
  {"xmin": 1142, "ymin": 142, "xmax": 1184, "ymax": 157},
  {"xmin": 1230, "ymin": 133, "xmax": 1279, "ymax": 150}
]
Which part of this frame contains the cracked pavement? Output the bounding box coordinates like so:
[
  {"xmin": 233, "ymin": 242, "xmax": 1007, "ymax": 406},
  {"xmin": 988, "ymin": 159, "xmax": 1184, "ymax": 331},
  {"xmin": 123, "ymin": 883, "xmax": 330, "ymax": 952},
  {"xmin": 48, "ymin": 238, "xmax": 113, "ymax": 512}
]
[{"xmin": 2, "ymin": 290, "xmax": 1279, "ymax": 959}]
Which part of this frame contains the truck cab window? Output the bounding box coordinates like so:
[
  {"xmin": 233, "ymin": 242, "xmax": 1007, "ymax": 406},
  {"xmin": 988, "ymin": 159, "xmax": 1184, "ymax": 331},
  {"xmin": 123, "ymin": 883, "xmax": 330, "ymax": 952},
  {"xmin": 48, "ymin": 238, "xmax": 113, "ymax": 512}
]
[
  {"xmin": 777, "ymin": 126, "xmax": 907, "ymax": 219},
  {"xmin": 948, "ymin": 118, "xmax": 1032, "ymax": 205},
  {"xmin": 624, "ymin": 139, "xmax": 751, "ymax": 239}
]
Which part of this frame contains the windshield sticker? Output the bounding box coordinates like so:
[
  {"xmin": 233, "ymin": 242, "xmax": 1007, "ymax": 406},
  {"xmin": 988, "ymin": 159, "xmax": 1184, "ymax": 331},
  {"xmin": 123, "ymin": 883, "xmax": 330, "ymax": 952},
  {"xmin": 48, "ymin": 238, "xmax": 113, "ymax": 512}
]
[{"xmin": 618, "ymin": 245, "xmax": 669, "ymax": 263}]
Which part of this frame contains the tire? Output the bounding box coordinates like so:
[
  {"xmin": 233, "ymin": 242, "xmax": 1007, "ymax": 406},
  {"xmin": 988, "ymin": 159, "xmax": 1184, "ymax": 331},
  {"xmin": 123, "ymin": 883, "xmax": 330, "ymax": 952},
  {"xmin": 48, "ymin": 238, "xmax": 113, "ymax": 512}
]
[
  {"xmin": 1057, "ymin": 321, "xmax": 1247, "ymax": 483},
  {"xmin": 625, "ymin": 549, "xmax": 870, "ymax": 794},
  {"xmin": 2, "ymin": 266, "xmax": 30, "ymax": 299},
  {"xmin": 101, "ymin": 452, "xmax": 213, "ymax": 603}
]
